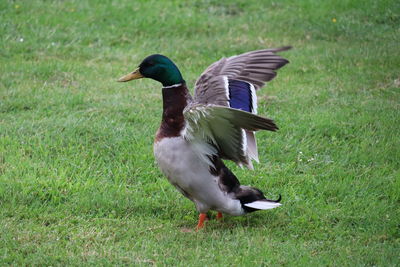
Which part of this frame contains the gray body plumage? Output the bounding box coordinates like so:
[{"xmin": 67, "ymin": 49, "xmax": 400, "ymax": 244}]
[{"xmin": 154, "ymin": 136, "xmax": 245, "ymax": 215}]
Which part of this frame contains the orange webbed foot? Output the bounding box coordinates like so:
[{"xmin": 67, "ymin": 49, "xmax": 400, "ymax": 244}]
[{"xmin": 196, "ymin": 213, "xmax": 208, "ymax": 231}]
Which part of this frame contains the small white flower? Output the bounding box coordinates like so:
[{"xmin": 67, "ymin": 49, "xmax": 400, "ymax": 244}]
[{"xmin": 19, "ymin": 38, "xmax": 24, "ymax": 42}]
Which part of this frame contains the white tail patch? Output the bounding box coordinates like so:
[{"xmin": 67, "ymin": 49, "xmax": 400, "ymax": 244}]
[{"xmin": 244, "ymin": 201, "xmax": 282, "ymax": 210}]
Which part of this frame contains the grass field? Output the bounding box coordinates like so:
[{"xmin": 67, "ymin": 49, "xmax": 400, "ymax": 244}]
[{"xmin": 1, "ymin": 0, "xmax": 399, "ymax": 265}]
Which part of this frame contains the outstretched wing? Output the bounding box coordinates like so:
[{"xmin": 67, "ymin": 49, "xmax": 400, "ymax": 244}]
[
  {"xmin": 193, "ymin": 47, "xmax": 290, "ymax": 163},
  {"xmin": 182, "ymin": 104, "xmax": 277, "ymax": 169},
  {"xmin": 194, "ymin": 46, "xmax": 291, "ymax": 105}
]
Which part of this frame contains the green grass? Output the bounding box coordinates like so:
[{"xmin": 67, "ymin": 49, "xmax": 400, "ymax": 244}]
[{"xmin": 1, "ymin": 0, "xmax": 399, "ymax": 265}]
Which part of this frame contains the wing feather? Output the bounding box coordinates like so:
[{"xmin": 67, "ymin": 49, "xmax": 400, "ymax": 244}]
[
  {"xmin": 183, "ymin": 105, "xmax": 277, "ymax": 168},
  {"xmin": 194, "ymin": 46, "xmax": 291, "ymax": 95}
]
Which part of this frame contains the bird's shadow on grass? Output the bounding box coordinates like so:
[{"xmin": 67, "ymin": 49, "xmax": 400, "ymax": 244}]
[
  {"xmin": 175, "ymin": 210, "xmax": 287, "ymax": 233},
  {"xmin": 119, "ymin": 200, "xmax": 288, "ymax": 233}
]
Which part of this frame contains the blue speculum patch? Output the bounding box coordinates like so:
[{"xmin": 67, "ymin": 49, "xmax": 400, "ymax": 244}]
[{"xmin": 228, "ymin": 79, "xmax": 252, "ymax": 112}]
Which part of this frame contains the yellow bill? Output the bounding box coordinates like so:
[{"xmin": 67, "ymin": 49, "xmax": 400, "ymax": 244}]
[{"xmin": 117, "ymin": 68, "xmax": 143, "ymax": 82}]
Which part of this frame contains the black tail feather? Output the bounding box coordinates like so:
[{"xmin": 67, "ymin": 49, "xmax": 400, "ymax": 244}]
[{"xmin": 268, "ymin": 194, "xmax": 282, "ymax": 203}]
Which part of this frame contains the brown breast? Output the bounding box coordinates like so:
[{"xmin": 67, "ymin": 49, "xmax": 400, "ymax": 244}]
[{"xmin": 155, "ymin": 83, "xmax": 192, "ymax": 142}]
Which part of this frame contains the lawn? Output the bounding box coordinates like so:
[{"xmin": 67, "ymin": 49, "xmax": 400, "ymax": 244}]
[{"xmin": 1, "ymin": 0, "xmax": 399, "ymax": 265}]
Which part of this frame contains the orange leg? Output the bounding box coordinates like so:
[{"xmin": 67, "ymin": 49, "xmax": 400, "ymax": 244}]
[
  {"xmin": 196, "ymin": 213, "xmax": 208, "ymax": 231},
  {"xmin": 216, "ymin": 212, "xmax": 223, "ymax": 220}
]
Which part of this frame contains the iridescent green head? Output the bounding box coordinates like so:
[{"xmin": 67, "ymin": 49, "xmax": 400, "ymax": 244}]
[{"xmin": 118, "ymin": 54, "xmax": 184, "ymax": 86}]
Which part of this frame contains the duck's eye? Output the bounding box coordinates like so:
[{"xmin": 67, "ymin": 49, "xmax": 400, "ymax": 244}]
[{"xmin": 141, "ymin": 61, "xmax": 154, "ymax": 68}]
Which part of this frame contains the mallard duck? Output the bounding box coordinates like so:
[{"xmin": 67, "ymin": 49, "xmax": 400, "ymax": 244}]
[{"xmin": 118, "ymin": 47, "xmax": 290, "ymax": 230}]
